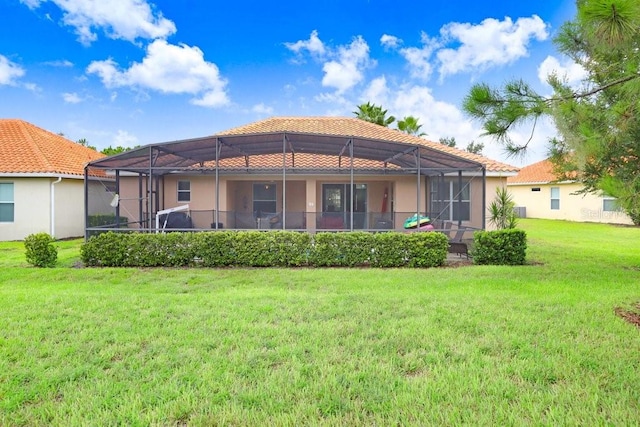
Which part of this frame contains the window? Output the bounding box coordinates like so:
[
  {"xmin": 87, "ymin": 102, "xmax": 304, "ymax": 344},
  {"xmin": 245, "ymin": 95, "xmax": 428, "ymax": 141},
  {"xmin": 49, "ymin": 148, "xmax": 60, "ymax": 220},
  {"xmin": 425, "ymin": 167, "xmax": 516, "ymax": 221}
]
[
  {"xmin": 0, "ymin": 182, "xmax": 14, "ymax": 222},
  {"xmin": 603, "ymin": 196, "xmax": 619, "ymax": 212},
  {"xmin": 253, "ymin": 183, "xmax": 277, "ymax": 215},
  {"xmin": 550, "ymin": 187, "xmax": 560, "ymax": 210},
  {"xmin": 177, "ymin": 180, "xmax": 190, "ymax": 202},
  {"xmin": 430, "ymin": 178, "xmax": 471, "ymax": 221}
]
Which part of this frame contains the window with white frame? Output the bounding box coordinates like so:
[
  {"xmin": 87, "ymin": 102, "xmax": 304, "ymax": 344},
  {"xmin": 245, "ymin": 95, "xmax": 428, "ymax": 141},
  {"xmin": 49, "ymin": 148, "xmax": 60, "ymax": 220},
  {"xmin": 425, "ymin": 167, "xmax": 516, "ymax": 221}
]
[
  {"xmin": 177, "ymin": 180, "xmax": 191, "ymax": 202},
  {"xmin": 603, "ymin": 195, "xmax": 618, "ymax": 212},
  {"xmin": 430, "ymin": 178, "xmax": 470, "ymax": 221},
  {"xmin": 0, "ymin": 182, "xmax": 14, "ymax": 222},
  {"xmin": 550, "ymin": 187, "xmax": 560, "ymax": 210}
]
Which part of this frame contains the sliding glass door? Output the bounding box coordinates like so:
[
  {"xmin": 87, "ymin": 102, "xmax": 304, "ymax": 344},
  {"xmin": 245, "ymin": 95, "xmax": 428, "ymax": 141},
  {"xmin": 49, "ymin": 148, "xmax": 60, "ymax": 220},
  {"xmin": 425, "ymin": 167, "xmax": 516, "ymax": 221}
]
[{"xmin": 321, "ymin": 184, "xmax": 367, "ymax": 229}]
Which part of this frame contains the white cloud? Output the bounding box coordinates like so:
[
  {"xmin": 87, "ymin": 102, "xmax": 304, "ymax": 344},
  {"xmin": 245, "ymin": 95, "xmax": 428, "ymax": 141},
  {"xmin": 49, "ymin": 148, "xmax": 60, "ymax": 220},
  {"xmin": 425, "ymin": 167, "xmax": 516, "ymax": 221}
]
[
  {"xmin": 380, "ymin": 34, "xmax": 401, "ymax": 49},
  {"xmin": 538, "ymin": 55, "xmax": 588, "ymax": 88},
  {"xmin": 23, "ymin": 82, "xmax": 41, "ymax": 92},
  {"xmin": 62, "ymin": 92, "xmax": 82, "ymax": 103},
  {"xmin": 362, "ymin": 76, "xmax": 390, "ymax": 105},
  {"xmin": 321, "ymin": 36, "xmax": 372, "ymax": 94},
  {"xmin": 399, "ymin": 32, "xmax": 439, "ymax": 80},
  {"xmin": 0, "ymin": 55, "xmax": 25, "ymax": 85},
  {"xmin": 44, "ymin": 59, "xmax": 74, "ymax": 67},
  {"xmin": 285, "ymin": 30, "xmax": 326, "ymax": 61},
  {"xmin": 113, "ymin": 129, "xmax": 138, "ymax": 147},
  {"xmin": 252, "ymin": 103, "xmax": 273, "ymax": 115},
  {"xmin": 436, "ymin": 15, "xmax": 548, "ymax": 78},
  {"xmin": 87, "ymin": 39, "xmax": 229, "ymax": 108},
  {"xmin": 20, "ymin": 0, "xmax": 176, "ymax": 45},
  {"xmin": 286, "ymin": 32, "xmax": 374, "ymax": 94}
]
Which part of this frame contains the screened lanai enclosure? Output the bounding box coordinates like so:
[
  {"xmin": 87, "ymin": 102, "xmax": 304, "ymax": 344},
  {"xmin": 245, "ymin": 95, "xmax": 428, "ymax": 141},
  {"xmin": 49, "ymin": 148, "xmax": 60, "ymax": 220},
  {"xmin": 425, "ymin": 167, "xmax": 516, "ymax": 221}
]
[{"xmin": 84, "ymin": 123, "xmax": 487, "ymax": 239}]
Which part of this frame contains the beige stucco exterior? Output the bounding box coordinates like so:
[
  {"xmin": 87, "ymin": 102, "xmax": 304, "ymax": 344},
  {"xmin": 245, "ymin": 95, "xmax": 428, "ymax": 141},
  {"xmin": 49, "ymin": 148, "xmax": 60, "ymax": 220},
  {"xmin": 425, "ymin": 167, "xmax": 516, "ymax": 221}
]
[
  {"xmin": 508, "ymin": 181, "xmax": 633, "ymax": 225},
  {"xmin": 0, "ymin": 177, "xmax": 101, "ymax": 241},
  {"xmin": 115, "ymin": 173, "xmax": 510, "ymax": 231}
]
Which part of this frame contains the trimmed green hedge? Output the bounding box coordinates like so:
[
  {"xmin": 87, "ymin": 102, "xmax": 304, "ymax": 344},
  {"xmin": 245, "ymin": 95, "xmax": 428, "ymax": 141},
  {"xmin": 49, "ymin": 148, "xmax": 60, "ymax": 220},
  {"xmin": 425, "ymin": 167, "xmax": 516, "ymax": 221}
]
[
  {"xmin": 472, "ymin": 229, "xmax": 527, "ymax": 265},
  {"xmin": 87, "ymin": 214, "xmax": 129, "ymax": 227},
  {"xmin": 24, "ymin": 232, "xmax": 58, "ymax": 268},
  {"xmin": 81, "ymin": 230, "xmax": 449, "ymax": 268}
]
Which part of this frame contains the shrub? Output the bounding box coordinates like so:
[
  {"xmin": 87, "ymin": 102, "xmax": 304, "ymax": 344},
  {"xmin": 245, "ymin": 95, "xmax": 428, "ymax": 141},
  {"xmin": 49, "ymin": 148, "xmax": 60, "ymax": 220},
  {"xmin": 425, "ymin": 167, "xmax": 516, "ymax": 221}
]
[
  {"xmin": 488, "ymin": 187, "xmax": 518, "ymax": 230},
  {"xmin": 24, "ymin": 233, "xmax": 58, "ymax": 268},
  {"xmin": 80, "ymin": 230, "xmax": 448, "ymax": 268},
  {"xmin": 473, "ymin": 229, "xmax": 527, "ymax": 265},
  {"xmin": 87, "ymin": 214, "xmax": 129, "ymax": 227}
]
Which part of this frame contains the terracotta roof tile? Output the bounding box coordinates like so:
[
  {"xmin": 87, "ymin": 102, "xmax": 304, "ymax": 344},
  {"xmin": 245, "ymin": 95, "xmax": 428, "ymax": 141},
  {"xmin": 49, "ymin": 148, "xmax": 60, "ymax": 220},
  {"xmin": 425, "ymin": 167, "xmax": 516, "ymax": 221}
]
[
  {"xmin": 507, "ymin": 158, "xmax": 561, "ymax": 184},
  {"xmin": 0, "ymin": 119, "xmax": 105, "ymax": 176},
  {"xmin": 217, "ymin": 117, "xmax": 519, "ymax": 173}
]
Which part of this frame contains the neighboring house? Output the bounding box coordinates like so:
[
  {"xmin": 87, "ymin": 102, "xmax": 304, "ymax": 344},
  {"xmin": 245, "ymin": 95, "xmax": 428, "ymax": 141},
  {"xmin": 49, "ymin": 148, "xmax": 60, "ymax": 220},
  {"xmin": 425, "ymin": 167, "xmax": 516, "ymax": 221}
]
[
  {"xmin": 0, "ymin": 119, "xmax": 106, "ymax": 241},
  {"xmin": 85, "ymin": 117, "xmax": 519, "ymax": 236},
  {"xmin": 507, "ymin": 158, "xmax": 633, "ymax": 225}
]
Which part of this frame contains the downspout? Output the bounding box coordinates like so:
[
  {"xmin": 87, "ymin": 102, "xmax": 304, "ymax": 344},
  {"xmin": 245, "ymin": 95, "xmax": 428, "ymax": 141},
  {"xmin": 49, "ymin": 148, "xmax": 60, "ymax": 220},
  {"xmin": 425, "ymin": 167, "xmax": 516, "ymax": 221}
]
[{"xmin": 51, "ymin": 176, "xmax": 62, "ymax": 238}]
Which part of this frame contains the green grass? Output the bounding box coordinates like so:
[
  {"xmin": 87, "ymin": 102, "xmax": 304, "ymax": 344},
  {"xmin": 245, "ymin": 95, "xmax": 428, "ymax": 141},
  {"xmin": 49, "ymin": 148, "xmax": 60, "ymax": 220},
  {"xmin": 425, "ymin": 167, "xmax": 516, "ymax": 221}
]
[{"xmin": 1, "ymin": 219, "xmax": 639, "ymax": 426}]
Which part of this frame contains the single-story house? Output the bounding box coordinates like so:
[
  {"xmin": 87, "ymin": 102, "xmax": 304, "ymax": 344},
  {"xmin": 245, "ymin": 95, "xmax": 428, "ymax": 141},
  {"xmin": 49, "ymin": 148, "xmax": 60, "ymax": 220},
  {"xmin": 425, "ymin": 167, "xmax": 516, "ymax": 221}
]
[
  {"xmin": 0, "ymin": 119, "xmax": 107, "ymax": 241},
  {"xmin": 84, "ymin": 117, "xmax": 519, "ymax": 236},
  {"xmin": 507, "ymin": 158, "xmax": 633, "ymax": 225}
]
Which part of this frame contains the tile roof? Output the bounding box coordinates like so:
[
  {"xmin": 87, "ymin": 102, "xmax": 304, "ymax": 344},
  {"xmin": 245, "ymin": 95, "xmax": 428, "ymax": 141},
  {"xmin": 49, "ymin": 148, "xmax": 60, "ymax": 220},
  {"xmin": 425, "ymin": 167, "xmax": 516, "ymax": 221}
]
[
  {"xmin": 0, "ymin": 119, "xmax": 105, "ymax": 176},
  {"xmin": 507, "ymin": 158, "xmax": 562, "ymax": 184},
  {"xmin": 217, "ymin": 117, "xmax": 519, "ymax": 173}
]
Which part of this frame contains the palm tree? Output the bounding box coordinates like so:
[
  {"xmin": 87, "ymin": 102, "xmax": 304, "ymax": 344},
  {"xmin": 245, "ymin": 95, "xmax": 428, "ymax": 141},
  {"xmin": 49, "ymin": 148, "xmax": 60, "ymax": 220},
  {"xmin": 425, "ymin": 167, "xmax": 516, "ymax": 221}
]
[
  {"xmin": 397, "ymin": 116, "xmax": 426, "ymax": 136},
  {"xmin": 353, "ymin": 102, "xmax": 395, "ymax": 127}
]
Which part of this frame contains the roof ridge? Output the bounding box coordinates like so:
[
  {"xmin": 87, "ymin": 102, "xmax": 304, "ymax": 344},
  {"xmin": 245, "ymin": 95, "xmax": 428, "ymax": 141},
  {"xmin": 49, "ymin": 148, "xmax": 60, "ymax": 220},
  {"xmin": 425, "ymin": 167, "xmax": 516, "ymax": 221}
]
[{"xmin": 20, "ymin": 120, "xmax": 57, "ymax": 172}]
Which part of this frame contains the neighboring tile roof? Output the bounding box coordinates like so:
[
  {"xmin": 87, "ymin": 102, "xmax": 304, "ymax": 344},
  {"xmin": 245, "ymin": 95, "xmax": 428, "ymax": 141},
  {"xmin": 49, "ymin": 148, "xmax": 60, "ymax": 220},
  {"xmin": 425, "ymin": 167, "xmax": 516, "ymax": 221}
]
[
  {"xmin": 0, "ymin": 119, "xmax": 105, "ymax": 176},
  {"xmin": 507, "ymin": 158, "xmax": 564, "ymax": 184},
  {"xmin": 217, "ymin": 117, "xmax": 519, "ymax": 173}
]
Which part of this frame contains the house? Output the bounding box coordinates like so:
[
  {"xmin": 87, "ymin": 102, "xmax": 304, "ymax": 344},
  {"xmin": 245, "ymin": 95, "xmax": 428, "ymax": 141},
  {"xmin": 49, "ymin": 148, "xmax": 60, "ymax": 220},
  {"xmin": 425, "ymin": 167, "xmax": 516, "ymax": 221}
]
[
  {"xmin": 507, "ymin": 158, "xmax": 633, "ymax": 225},
  {"xmin": 85, "ymin": 117, "xmax": 519, "ymax": 236},
  {"xmin": 0, "ymin": 119, "xmax": 107, "ymax": 241}
]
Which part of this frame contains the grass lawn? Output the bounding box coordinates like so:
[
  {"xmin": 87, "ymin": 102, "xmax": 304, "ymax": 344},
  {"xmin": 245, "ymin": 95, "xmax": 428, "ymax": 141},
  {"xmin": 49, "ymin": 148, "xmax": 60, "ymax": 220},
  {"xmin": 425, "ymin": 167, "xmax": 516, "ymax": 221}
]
[{"xmin": 1, "ymin": 219, "xmax": 639, "ymax": 426}]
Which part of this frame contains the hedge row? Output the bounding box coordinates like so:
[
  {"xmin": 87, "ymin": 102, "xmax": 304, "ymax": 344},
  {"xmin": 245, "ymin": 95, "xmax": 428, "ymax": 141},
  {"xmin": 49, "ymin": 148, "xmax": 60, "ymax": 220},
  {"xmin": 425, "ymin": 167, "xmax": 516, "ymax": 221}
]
[
  {"xmin": 87, "ymin": 214, "xmax": 129, "ymax": 227},
  {"xmin": 80, "ymin": 230, "xmax": 449, "ymax": 268},
  {"xmin": 473, "ymin": 228, "xmax": 527, "ymax": 265}
]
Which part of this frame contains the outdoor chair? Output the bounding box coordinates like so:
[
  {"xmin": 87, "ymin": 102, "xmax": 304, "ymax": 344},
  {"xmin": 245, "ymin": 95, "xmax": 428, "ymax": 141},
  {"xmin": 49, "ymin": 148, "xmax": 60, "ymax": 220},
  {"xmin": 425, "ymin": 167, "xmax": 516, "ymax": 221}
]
[{"xmin": 448, "ymin": 226, "xmax": 470, "ymax": 259}]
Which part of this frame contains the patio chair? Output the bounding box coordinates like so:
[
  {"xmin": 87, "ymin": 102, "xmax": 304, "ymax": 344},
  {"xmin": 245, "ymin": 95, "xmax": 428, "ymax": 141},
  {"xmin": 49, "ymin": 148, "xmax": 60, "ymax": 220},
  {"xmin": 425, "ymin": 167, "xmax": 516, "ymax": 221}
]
[{"xmin": 448, "ymin": 226, "xmax": 470, "ymax": 259}]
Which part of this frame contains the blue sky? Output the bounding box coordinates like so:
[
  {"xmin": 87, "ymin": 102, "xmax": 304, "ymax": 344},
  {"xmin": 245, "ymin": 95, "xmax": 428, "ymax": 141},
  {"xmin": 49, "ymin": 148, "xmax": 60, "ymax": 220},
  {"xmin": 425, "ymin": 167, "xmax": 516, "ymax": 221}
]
[{"xmin": 0, "ymin": 0, "xmax": 581, "ymax": 165}]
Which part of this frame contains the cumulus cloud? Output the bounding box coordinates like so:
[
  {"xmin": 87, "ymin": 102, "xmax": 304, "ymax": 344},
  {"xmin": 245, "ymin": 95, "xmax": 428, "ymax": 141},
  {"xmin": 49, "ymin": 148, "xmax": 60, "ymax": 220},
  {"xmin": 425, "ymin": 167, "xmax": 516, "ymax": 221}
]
[
  {"xmin": 362, "ymin": 76, "xmax": 390, "ymax": 105},
  {"xmin": 20, "ymin": 0, "xmax": 176, "ymax": 45},
  {"xmin": 0, "ymin": 55, "xmax": 25, "ymax": 85},
  {"xmin": 286, "ymin": 32, "xmax": 374, "ymax": 94},
  {"xmin": 62, "ymin": 92, "xmax": 82, "ymax": 103},
  {"xmin": 380, "ymin": 34, "xmax": 401, "ymax": 49},
  {"xmin": 538, "ymin": 55, "xmax": 588, "ymax": 88},
  {"xmin": 321, "ymin": 36, "xmax": 373, "ymax": 94},
  {"xmin": 399, "ymin": 32, "xmax": 439, "ymax": 80},
  {"xmin": 285, "ymin": 30, "xmax": 326, "ymax": 61},
  {"xmin": 86, "ymin": 39, "xmax": 229, "ymax": 107},
  {"xmin": 436, "ymin": 15, "xmax": 548, "ymax": 78}
]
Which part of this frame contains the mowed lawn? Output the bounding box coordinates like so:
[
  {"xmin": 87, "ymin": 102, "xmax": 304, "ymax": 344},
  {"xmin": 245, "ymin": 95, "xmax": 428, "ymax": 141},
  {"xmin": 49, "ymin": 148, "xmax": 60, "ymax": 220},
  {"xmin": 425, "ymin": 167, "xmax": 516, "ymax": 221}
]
[{"xmin": 1, "ymin": 219, "xmax": 639, "ymax": 426}]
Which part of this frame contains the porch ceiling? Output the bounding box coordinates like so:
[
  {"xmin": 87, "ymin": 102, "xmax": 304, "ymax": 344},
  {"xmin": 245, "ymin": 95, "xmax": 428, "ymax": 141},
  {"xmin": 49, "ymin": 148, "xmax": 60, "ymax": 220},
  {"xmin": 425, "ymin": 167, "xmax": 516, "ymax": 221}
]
[{"xmin": 86, "ymin": 131, "xmax": 484, "ymax": 175}]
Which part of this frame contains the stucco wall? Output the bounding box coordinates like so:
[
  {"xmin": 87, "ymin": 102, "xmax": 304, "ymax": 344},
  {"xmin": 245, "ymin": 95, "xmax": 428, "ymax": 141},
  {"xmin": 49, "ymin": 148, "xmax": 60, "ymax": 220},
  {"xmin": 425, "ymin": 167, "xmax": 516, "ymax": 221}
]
[
  {"xmin": 509, "ymin": 182, "xmax": 633, "ymax": 225},
  {"xmin": 0, "ymin": 177, "xmax": 88, "ymax": 241},
  {"xmin": 114, "ymin": 173, "xmax": 509, "ymax": 231}
]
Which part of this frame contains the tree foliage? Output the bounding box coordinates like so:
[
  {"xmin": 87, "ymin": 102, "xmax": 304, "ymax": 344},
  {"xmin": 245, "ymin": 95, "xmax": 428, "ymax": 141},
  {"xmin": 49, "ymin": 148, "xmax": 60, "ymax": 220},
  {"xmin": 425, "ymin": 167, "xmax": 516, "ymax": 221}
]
[
  {"xmin": 487, "ymin": 187, "xmax": 518, "ymax": 230},
  {"xmin": 397, "ymin": 115, "xmax": 426, "ymax": 136},
  {"xmin": 463, "ymin": 0, "xmax": 640, "ymax": 224},
  {"xmin": 353, "ymin": 102, "xmax": 396, "ymax": 127}
]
